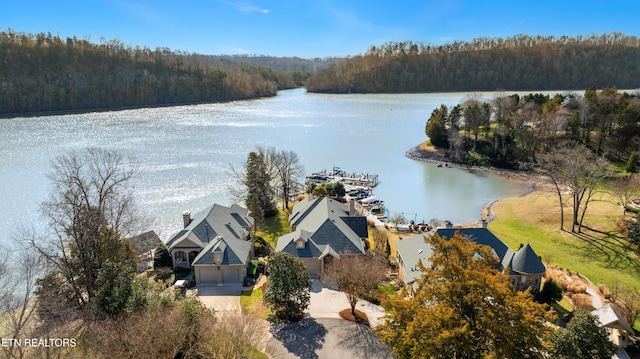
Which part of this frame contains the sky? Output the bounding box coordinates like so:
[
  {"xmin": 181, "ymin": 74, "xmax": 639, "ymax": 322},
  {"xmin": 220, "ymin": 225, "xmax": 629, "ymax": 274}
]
[{"xmin": 1, "ymin": 1, "xmax": 639, "ymax": 59}]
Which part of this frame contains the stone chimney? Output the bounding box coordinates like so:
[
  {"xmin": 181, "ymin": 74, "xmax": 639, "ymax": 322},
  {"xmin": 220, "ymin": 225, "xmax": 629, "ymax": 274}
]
[
  {"xmin": 481, "ymin": 219, "xmax": 488, "ymax": 228},
  {"xmin": 445, "ymin": 220, "xmax": 453, "ymax": 229},
  {"xmin": 349, "ymin": 198, "xmax": 355, "ymax": 216},
  {"xmin": 182, "ymin": 211, "xmax": 191, "ymax": 228}
]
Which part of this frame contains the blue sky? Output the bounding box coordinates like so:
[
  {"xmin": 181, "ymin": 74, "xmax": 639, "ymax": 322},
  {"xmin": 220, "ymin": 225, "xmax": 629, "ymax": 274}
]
[{"xmin": 2, "ymin": 1, "xmax": 639, "ymax": 58}]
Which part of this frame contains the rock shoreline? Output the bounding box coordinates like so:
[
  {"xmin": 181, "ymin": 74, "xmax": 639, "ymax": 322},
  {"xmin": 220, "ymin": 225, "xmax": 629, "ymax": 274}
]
[{"xmin": 405, "ymin": 144, "xmax": 541, "ymax": 226}]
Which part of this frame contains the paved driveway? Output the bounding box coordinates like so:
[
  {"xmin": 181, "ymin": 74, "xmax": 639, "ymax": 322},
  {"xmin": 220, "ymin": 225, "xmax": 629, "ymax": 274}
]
[
  {"xmin": 265, "ymin": 317, "xmax": 392, "ymax": 359},
  {"xmin": 194, "ymin": 284, "xmax": 242, "ymax": 313},
  {"xmin": 308, "ymin": 281, "xmax": 387, "ymax": 327},
  {"xmin": 257, "ymin": 280, "xmax": 393, "ymax": 358}
]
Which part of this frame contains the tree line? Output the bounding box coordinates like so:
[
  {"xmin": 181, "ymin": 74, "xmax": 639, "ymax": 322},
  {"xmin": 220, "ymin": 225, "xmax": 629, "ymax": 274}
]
[
  {"xmin": 212, "ymin": 54, "xmax": 340, "ymax": 73},
  {"xmin": 305, "ymin": 33, "xmax": 640, "ymax": 93},
  {"xmin": 424, "ymin": 85, "xmax": 640, "ymax": 240},
  {"xmin": 425, "ymin": 86, "xmax": 640, "ymax": 168},
  {"xmin": 0, "ymin": 29, "xmax": 306, "ymax": 117}
]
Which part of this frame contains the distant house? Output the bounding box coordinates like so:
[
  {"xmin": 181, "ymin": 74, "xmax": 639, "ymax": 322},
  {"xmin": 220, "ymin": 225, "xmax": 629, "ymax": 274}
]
[
  {"xmin": 396, "ymin": 223, "xmax": 546, "ymax": 294},
  {"xmin": 276, "ymin": 197, "xmax": 367, "ymax": 276},
  {"xmin": 165, "ymin": 203, "xmax": 254, "ymax": 285},
  {"xmin": 591, "ymin": 304, "xmax": 634, "ymax": 350},
  {"xmin": 129, "ymin": 230, "xmax": 163, "ymax": 273}
]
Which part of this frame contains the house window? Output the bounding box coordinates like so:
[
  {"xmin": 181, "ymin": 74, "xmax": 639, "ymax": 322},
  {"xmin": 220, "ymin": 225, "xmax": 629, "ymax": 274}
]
[
  {"xmin": 296, "ymin": 239, "xmax": 305, "ymax": 249},
  {"xmin": 175, "ymin": 251, "xmax": 188, "ymax": 265}
]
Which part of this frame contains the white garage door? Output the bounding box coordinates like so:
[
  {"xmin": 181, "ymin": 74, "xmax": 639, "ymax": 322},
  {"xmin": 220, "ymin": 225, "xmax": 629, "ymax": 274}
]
[
  {"xmin": 222, "ymin": 269, "xmax": 240, "ymax": 283},
  {"xmin": 199, "ymin": 269, "xmax": 217, "ymax": 283}
]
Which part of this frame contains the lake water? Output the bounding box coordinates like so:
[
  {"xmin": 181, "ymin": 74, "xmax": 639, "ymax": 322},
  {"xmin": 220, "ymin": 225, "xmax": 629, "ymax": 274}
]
[{"xmin": 0, "ymin": 88, "xmax": 532, "ymax": 245}]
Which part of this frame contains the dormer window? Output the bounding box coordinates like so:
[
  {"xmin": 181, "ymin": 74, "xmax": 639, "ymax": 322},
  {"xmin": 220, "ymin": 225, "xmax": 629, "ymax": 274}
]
[{"xmin": 295, "ymin": 237, "xmax": 306, "ymax": 249}]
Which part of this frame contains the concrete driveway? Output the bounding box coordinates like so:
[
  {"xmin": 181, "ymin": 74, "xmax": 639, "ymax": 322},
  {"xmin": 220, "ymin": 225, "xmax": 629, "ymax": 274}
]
[
  {"xmin": 308, "ymin": 281, "xmax": 387, "ymax": 327},
  {"xmin": 259, "ymin": 280, "xmax": 393, "ymax": 358},
  {"xmin": 265, "ymin": 317, "xmax": 392, "ymax": 359},
  {"xmin": 194, "ymin": 284, "xmax": 242, "ymax": 313}
]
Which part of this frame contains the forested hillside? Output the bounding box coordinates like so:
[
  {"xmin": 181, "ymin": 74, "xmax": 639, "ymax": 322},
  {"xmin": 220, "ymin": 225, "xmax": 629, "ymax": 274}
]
[
  {"xmin": 0, "ymin": 30, "xmax": 304, "ymax": 116},
  {"xmin": 422, "ymin": 86, "xmax": 640, "ymax": 169},
  {"xmin": 212, "ymin": 54, "xmax": 340, "ymax": 73},
  {"xmin": 305, "ymin": 33, "xmax": 640, "ymax": 93}
]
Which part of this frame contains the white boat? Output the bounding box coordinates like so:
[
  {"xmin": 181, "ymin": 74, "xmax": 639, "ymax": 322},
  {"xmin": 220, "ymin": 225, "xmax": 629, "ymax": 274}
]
[{"xmin": 360, "ymin": 195, "xmax": 384, "ymax": 206}]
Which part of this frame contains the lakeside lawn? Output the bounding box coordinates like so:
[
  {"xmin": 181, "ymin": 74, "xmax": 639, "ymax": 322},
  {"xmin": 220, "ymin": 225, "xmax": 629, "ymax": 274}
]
[
  {"xmin": 490, "ymin": 187, "xmax": 640, "ymax": 294},
  {"xmin": 254, "ymin": 206, "xmax": 292, "ymax": 247}
]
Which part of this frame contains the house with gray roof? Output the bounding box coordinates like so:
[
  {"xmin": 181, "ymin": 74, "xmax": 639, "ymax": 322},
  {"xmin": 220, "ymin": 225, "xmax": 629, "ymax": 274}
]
[
  {"xmin": 276, "ymin": 197, "xmax": 367, "ymax": 276},
  {"xmin": 396, "ymin": 223, "xmax": 545, "ymax": 294},
  {"xmin": 591, "ymin": 304, "xmax": 634, "ymax": 351},
  {"xmin": 165, "ymin": 203, "xmax": 254, "ymax": 284},
  {"xmin": 128, "ymin": 230, "xmax": 162, "ymax": 273}
]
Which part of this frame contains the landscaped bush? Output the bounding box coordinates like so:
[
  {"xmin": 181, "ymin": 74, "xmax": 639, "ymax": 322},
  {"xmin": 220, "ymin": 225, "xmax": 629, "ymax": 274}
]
[
  {"xmin": 243, "ymin": 276, "xmax": 256, "ymax": 287},
  {"xmin": 569, "ymin": 292, "xmax": 594, "ymax": 311},
  {"xmin": 536, "ymin": 279, "xmax": 563, "ymax": 304},
  {"xmin": 247, "ymin": 260, "xmax": 258, "ymax": 278},
  {"xmin": 565, "ymin": 281, "xmax": 587, "ymax": 294},
  {"xmin": 254, "ymin": 236, "xmax": 272, "ymax": 258}
]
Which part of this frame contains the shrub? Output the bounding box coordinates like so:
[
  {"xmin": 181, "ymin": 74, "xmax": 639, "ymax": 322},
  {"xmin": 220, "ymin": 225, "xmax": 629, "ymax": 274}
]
[
  {"xmin": 565, "ymin": 281, "xmax": 587, "ymax": 294},
  {"xmin": 247, "ymin": 260, "xmax": 259, "ymax": 278},
  {"xmin": 569, "ymin": 293, "xmax": 594, "ymax": 311},
  {"xmin": 254, "ymin": 236, "xmax": 272, "ymax": 258},
  {"xmin": 154, "ymin": 242, "xmax": 173, "ymax": 268},
  {"xmin": 537, "ymin": 279, "xmax": 563, "ymax": 304}
]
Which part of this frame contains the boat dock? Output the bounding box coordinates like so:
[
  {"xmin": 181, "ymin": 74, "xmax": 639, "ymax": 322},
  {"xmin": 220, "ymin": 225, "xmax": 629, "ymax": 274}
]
[{"xmin": 305, "ymin": 167, "xmax": 379, "ymax": 187}]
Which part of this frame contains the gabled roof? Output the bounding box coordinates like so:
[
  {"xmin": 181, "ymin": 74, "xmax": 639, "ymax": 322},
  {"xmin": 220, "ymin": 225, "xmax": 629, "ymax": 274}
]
[
  {"xmin": 128, "ymin": 230, "xmax": 162, "ymax": 255},
  {"xmin": 166, "ymin": 203, "xmax": 253, "ymax": 250},
  {"xmin": 277, "ymin": 197, "xmax": 366, "ymax": 260},
  {"xmin": 398, "ymin": 228, "xmax": 545, "ymax": 289},
  {"xmin": 191, "ymin": 236, "xmax": 251, "ymax": 266},
  {"xmin": 395, "ymin": 234, "xmax": 434, "ymax": 289},
  {"xmin": 276, "ymin": 229, "xmax": 339, "ymax": 259},
  {"xmin": 436, "ymin": 228, "xmax": 516, "ymax": 272},
  {"xmin": 591, "ymin": 304, "xmax": 635, "ymax": 333},
  {"xmin": 511, "ymin": 243, "xmax": 546, "ymax": 275}
]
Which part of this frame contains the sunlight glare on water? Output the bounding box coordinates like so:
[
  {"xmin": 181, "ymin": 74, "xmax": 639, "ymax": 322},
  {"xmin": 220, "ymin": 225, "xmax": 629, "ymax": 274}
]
[{"xmin": 0, "ymin": 88, "xmax": 546, "ymax": 244}]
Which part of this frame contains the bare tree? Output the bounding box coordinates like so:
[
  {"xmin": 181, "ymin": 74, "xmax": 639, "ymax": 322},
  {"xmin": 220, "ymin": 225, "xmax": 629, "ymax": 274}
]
[
  {"xmin": 372, "ymin": 228, "xmax": 390, "ymax": 257},
  {"xmin": 491, "ymin": 93, "xmax": 516, "ymax": 155},
  {"xmin": 0, "ymin": 244, "xmax": 47, "ymax": 359},
  {"xmin": 228, "ymin": 146, "xmax": 303, "ymax": 210},
  {"xmin": 28, "ymin": 148, "xmax": 142, "ymax": 307},
  {"xmin": 607, "ymin": 176, "xmax": 640, "ymax": 215},
  {"xmin": 537, "ymin": 143, "xmax": 613, "ymax": 232},
  {"xmin": 272, "ymin": 150, "xmax": 304, "ymax": 209},
  {"xmin": 322, "ymin": 254, "xmax": 388, "ymax": 317}
]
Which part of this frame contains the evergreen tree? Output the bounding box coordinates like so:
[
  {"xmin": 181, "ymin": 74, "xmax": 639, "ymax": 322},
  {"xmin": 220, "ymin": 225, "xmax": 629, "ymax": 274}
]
[
  {"xmin": 154, "ymin": 242, "xmax": 173, "ymax": 268},
  {"xmin": 263, "ymin": 252, "xmax": 312, "ymax": 322},
  {"xmin": 245, "ymin": 151, "xmax": 277, "ymax": 223},
  {"xmin": 626, "ymin": 151, "xmax": 638, "ymax": 174},
  {"xmin": 549, "ymin": 312, "xmax": 617, "ymax": 359},
  {"xmin": 425, "ymin": 104, "xmax": 449, "ymax": 148}
]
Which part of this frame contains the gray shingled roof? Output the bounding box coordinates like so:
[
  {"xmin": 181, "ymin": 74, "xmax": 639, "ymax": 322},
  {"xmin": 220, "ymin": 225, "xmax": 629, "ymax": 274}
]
[
  {"xmin": 436, "ymin": 228, "xmax": 516, "ymax": 272},
  {"xmin": 166, "ymin": 203, "xmax": 253, "ymax": 250},
  {"xmin": 397, "ymin": 228, "xmax": 545, "ymax": 288},
  {"xmin": 165, "ymin": 203, "xmax": 254, "ymax": 267},
  {"xmin": 277, "ymin": 229, "xmax": 339, "ymax": 259},
  {"xmin": 128, "ymin": 230, "xmax": 162, "ymax": 255},
  {"xmin": 511, "ymin": 243, "xmax": 546, "ymax": 275},
  {"xmin": 277, "ymin": 197, "xmax": 366, "ymax": 259},
  {"xmin": 591, "ymin": 304, "xmax": 634, "ymax": 333},
  {"xmin": 395, "ymin": 234, "xmax": 434, "ymax": 289},
  {"xmin": 192, "ymin": 236, "xmax": 251, "ymax": 266}
]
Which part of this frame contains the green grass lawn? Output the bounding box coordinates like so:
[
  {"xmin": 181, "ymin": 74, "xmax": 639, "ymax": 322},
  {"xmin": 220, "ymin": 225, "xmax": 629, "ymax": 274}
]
[
  {"xmin": 240, "ymin": 288, "xmax": 270, "ymax": 320},
  {"xmin": 490, "ymin": 188, "xmax": 640, "ymax": 330},
  {"xmin": 254, "ymin": 206, "xmax": 292, "ymax": 247},
  {"xmin": 490, "ymin": 190, "xmax": 640, "ymax": 291}
]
